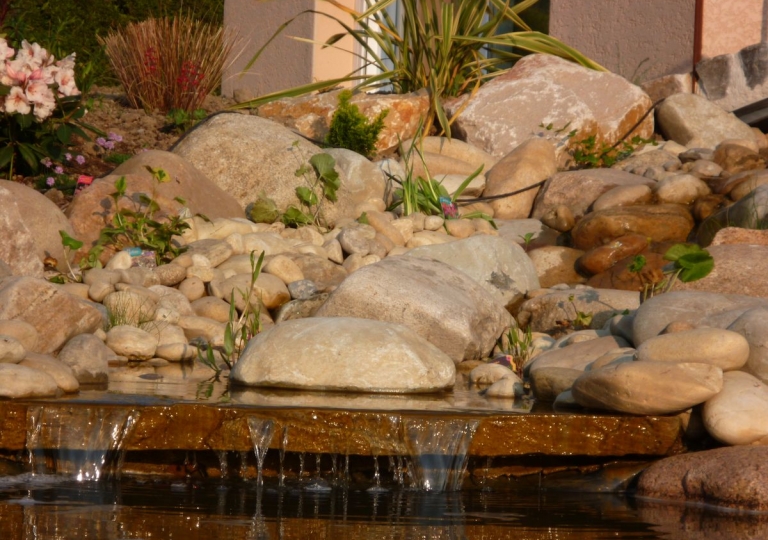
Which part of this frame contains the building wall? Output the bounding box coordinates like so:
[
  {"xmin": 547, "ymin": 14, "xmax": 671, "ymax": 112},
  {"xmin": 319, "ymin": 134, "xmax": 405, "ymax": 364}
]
[
  {"xmin": 549, "ymin": 0, "xmax": 696, "ymax": 83},
  {"xmin": 701, "ymin": 0, "xmax": 764, "ymax": 58},
  {"xmin": 311, "ymin": 0, "xmax": 357, "ymax": 84},
  {"xmin": 222, "ymin": 0, "xmax": 315, "ymax": 100}
]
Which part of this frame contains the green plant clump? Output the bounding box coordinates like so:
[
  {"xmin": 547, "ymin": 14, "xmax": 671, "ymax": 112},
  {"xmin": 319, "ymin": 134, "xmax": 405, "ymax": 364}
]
[{"xmin": 326, "ymin": 89, "xmax": 387, "ymax": 158}]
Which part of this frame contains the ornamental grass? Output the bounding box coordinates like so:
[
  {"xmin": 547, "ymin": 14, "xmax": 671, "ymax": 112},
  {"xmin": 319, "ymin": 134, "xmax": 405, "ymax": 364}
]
[{"xmin": 100, "ymin": 15, "xmax": 240, "ymax": 113}]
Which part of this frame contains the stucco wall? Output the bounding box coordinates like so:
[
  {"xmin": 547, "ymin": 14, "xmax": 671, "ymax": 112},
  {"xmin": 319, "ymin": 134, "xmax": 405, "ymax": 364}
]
[
  {"xmin": 312, "ymin": 0, "xmax": 357, "ymax": 84},
  {"xmin": 701, "ymin": 0, "xmax": 764, "ymax": 58},
  {"xmin": 222, "ymin": 0, "xmax": 315, "ymax": 100},
  {"xmin": 550, "ymin": 0, "xmax": 696, "ymax": 83}
]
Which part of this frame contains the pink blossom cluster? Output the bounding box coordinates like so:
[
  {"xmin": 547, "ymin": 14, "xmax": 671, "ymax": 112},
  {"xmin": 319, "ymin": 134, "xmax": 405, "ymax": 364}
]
[{"xmin": 0, "ymin": 38, "xmax": 80, "ymax": 121}]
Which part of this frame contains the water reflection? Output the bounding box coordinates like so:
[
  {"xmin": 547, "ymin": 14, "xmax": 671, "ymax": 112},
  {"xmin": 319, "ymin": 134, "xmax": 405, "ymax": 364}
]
[{"xmin": 1, "ymin": 477, "xmax": 765, "ymax": 539}]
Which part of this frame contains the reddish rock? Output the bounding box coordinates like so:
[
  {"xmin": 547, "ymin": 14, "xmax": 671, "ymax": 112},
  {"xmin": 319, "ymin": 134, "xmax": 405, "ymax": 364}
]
[
  {"xmin": 637, "ymin": 446, "xmax": 768, "ymax": 512},
  {"xmin": 576, "ymin": 234, "xmax": 650, "ymax": 275},
  {"xmin": 711, "ymin": 227, "xmax": 768, "ymax": 246},
  {"xmin": 713, "ymin": 143, "xmax": 766, "ymax": 175},
  {"xmin": 257, "ymin": 89, "xmax": 429, "ymax": 155},
  {"xmin": 445, "ymin": 54, "xmax": 653, "ymax": 162},
  {"xmin": 675, "ymin": 244, "xmax": 768, "ymax": 298},
  {"xmin": 570, "ymin": 204, "xmax": 694, "ymax": 251}
]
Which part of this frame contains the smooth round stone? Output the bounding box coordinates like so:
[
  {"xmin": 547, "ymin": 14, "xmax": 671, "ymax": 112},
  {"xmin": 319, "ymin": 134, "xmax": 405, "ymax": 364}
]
[
  {"xmin": 528, "ymin": 336, "xmax": 630, "ymax": 374},
  {"xmin": 444, "ymin": 218, "xmax": 475, "ymax": 238},
  {"xmin": 571, "ymin": 361, "xmax": 723, "ymax": 415},
  {"xmin": 0, "ymin": 335, "xmax": 25, "ymax": 363},
  {"xmin": 688, "ymin": 159, "xmax": 723, "ymax": 177},
  {"xmin": 20, "ymin": 353, "xmax": 79, "ymax": 393},
  {"xmin": 338, "ymin": 226, "xmax": 375, "ymax": 256},
  {"xmin": 653, "ymin": 174, "xmax": 710, "ymax": 204},
  {"xmin": 424, "ymin": 215, "xmax": 445, "ymax": 231},
  {"xmin": 406, "ymin": 230, "xmax": 453, "ymax": 248},
  {"xmin": 178, "ymin": 315, "xmax": 226, "ymax": 348},
  {"xmin": 191, "ymin": 296, "xmax": 231, "ymax": 323},
  {"xmin": 287, "ymin": 279, "xmax": 318, "ymax": 300},
  {"xmin": 54, "ymin": 333, "xmax": 111, "ymax": 385},
  {"xmin": 264, "ymin": 255, "xmax": 305, "ymax": 285},
  {"xmin": 0, "ymin": 320, "xmax": 39, "ymax": 352},
  {"xmin": 322, "ymin": 238, "xmax": 345, "ymax": 264},
  {"xmin": 592, "ymin": 184, "xmax": 653, "ymax": 212},
  {"xmin": 468, "ymin": 363, "xmax": 515, "ymax": 386},
  {"xmin": 105, "ymin": 325, "xmax": 158, "ymax": 360},
  {"xmin": 88, "ymin": 281, "xmax": 115, "ymax": 303},
  {"xmin": 540, "ymin": 205, "xmax": 575, "ymax": 232},
  {"xmin": 530, "ymin": 367, "xmax": 582, "ymax": 401},
  {"xmin": 0, "ymin": 364, "xmax": 58, "ymax": 398},
  {"xmin": 636, "ymin": 328, "xmax": 749, "ymax": 371},
  {"xmin": 103, "ymin": 290, "xmax": 157, "ymax": 326},
  {"xmin": 178, "ymin": 277, "xmax": 206, "ymax": 301},
  {"xmin": 483, "ymin": 375, "xmax": 525, "ymax": 399},
  {"xmin": 105, "ymin": 250, "xmax": 133, "ymax": 270},
  {"xmin": 154, "ymin": 263, "xmax": 187, "ymax": 286},
  {"xmin": 390, "ymin": 219, "xmax": 414, "ymax": 244},
  {"xmin": 587, "ymin": 347, "xmax": 636, "ymax": 371},
  {"xmin": 703, "ymin": 371, "xmax": 768, "ymax": 445},
  {"xmin": 577, "ymin": 234, "xmax": 649, "ymax": 275},
  {"xmin": 155, "ymin": 342, "xmax": 197, "ymax": 362}
]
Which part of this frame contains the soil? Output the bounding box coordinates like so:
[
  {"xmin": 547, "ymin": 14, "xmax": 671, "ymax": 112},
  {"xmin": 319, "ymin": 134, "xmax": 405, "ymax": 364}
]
[{"xmin": 23, "ymin": 86, "xmax": 238, "ymax": 210}]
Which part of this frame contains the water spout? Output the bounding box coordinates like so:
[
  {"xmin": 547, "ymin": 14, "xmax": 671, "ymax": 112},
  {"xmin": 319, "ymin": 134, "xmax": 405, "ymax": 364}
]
[
  {"xmin": 403, "ymin": 418, "xmax": 479, "ymax": 492},
  {"xmin": 246, "ymin": 417, "xmax": 275, "ymax": 486}
]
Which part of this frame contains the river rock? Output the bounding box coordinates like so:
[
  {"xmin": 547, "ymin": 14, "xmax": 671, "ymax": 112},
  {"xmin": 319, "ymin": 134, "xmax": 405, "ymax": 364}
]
[
  {"xmin": 576, "ymin": 234, "xmax": 649, "ymax": 275},
  {"xmin": 632, "ymin": 291, "xmax": 768, "ymax": 345},
  {"xmin": 636, "ymin": 328, "xmax": 749, "ymax": 371},
  {"xmin": 0, "ymin": 277, "xmax": 103, "ymax": 354},
  {"xmin": 173, "ymin": 114, "xmax": 384, "ymax": 225},
  {"xmin": 56, "ymin": 333, "xmax": 112, "ymax": 384},
  {"xmin": 231, "ymin": 317, "xmax": 455, "ymax": 392},
  {"xmin": 612, "ymin": 149, "xmax": 681, "ymax": 175},
  {"xmin": 105, "ymin": 325, "xmax": 158, "ymax": 361},
  {"xmin": 532, "ymin": 169, "xmax": 653, "ymax": 221},
  {"xmin": 518, "ymin": 288, "xmax": 640, "ymax": 333},
  {"xmin": 572, "ymin": 361, "xmax": 723, "ymax": 415},
  {"xmin": 527, "ymin": 246, "xmax": 586, "ymax": 288},
  {"xmin": 656, "ymin": 93, "xmax": 757, "ymax": 150},
  {"xmin": 0, "ymin": 364, "xmax": 58, "ymax": 398},
  {"xmin": 592, "ymin": 184, "xmax": 654, "ymax": 211},
  {"xmin": 405, "ymin": 235, "xmax": 540, "ymax": 309},
  {"xmin": 400, "ymin": 136, "xmax": 498, "ymax": 173},
  {"xmin": 530, "ymin": 367, "xmax": 583, "ymax": 401},
  {"xmin": 0, "ymin": 180, "xmax": 75, "ymax": 273},
  {"xmin": 528, "ymin": 336, "xmax": 630, "ymax": 375},
  {"xmin": 570, "ymin": 204, "xmax": 694, "ymax": 251},
  {"xmin": 483, "ymin": 138, "xmax": 557, "ymax": 219},
  {"xmin": 468, "ymin": 363, "xmax": 516, "ymax": 386},
  {"xmin": 727, "ymin": 308, "xmax": 768, "ymax": 383},
  {"xmin": 713, "ymin": 142, "xmax": 766, "ymax": 174},
  {"xmin": 445, "ymin": 54, "xmax": 653, "ymax": 161},
  {"xmin": 0, "ymin": 320, "xmax": 39, "ymax": 352},
  {"xmin": 0, "ymin": 335, "xmax": 24, "ymax": 363},
  {"xmin": 696, "ymin": 184, "xmax": 768, "ymax": 246},
  {"xmin": 483, "ymin": 375, "xmax": 525, "ymax": 399},
  {"xmin": 20, "ymin": 353, "xmax": 79, "ymax": 393},
  {"xmin": 315, "ymin": 256, "xmax": 511, "ymax": 363},
  {"xmin": 103, "ymin": 290, "xmax": 157, "ymax": 327},
  {"xmin": 637, "ymin": 446, "xmax": 768, "ymax": 512},
  {"xmin": 0, "ymin": 186, "xmax": 44, "ymax": 277},
  {"xmin": 280, "ymin": 253, "xmax": 348, "ymax": 292},
  {"xmin": 256, "ymin": 88, "xmax": 428, "ymax": 155},
  {"xmin": 652, "ymin": 174, "xmax": 711, "ymax": 205},
  {"xmin": 703, "ymin": 371, "xmax": 768, "ymax": 445}
]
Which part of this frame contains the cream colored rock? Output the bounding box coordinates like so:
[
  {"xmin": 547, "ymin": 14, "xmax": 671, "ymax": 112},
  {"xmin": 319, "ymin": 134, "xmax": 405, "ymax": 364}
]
[
  {"xmin": 527, "ymin": 246, "xmax": 586, "ymax": 288},
  {"xmin": 588, "ymin": 348, "xmax": 636, "ymax": 371},
  {"xmin": 636, "ymin": 328, "xmax": 749, "ymax": 371},
  {"xmin": 703, "ymin": 371, "xmax": 768, "ymax": 445},
  {"xmin": 178, "ymin": 277, "xmax": 206, "ymax": 301},
  {"xmin": 20, "ymin": 353, "xmax": 79, "ymax": 393},
  {"xmin": 103, "ymin": 290, "xmax": 157, "ymax": 327},
  {"xmin": 444, "ymin": 219, "xmax": 475, "ymax": 238},
  {"xmin": 469, "ymin": 363, "xmax": 516, "ymax": 386},
  {"xmin": 530, "ymin": 367, "xmax": 582, "ymax": 401},
  {"xmin": 0, "ymin": 320, "xmax": 39, "ymax": 353},
  {"xmin": 423, "ymin": 215, "xmax": 445, "ymax": 231},
  {"xmin": 400, "ymin": 136, "xmax": 497, "ymax": 172},
  {"xmin": 191, "ymin": 296, "xmax": 232, "ymax": 323},
  {"xmin": 264, "ymin": 255, "xmax": 305, "ymax": 285},
  {"xmin": 241, "ymin": 232, "xmax": 293, "ymax": 256},
  {"xmin": 483, "ymin": 375, "xmax": 525, "ymax": 399},
  {"xmin": 365, "ymin": 211, "xmax": 406, "ymax": 246},
  {"xmin": 231, "ymin": 317, "xmax": 455, "ymax": 393},
  {"xmin": 528, "ymin": 336, "xmax": 630, "ymax": 375},
  {"xmin": 105, "ymin": 250, "xmax": 133, "ymax": 270},
  {"xmin": 592, "ymin": 184, "xmax": 653, "ymax": 211},
  {"xmin": 406, "ymin": 230, "xmax": 454, "ymax": 248},
  {"xmin": 57, "ymin": 333, "xmax": 112, "ymax": 384},
  {"xmin": 653, "ymin": 174, "xmax": 711, "ymax": 204},
  {"xmin": 572, "ymin": 361, "xmax": 723, "ymax": 415},
  {"xmin": 105, "ymin": 325, "xmax": 158, "ymax": 360},
  {"xmin": 0, "ymin": 364, "xmax": 58, "ymax": 398},
  {"xmin": 391, "ymin": 219, "xmax": 414, "ymax": 244},
  {"xmin": 485, "ymin": 138, "xmax": 557, "ymax": 219},
  {"xmin": 178, "ymin": 315, "xmax": 226, "ymax": 348},
  {"xmin": 0, "ymin": 335, "xmax": 25, "ymax": 363},
  {"xmin": 154, "ymin": 263, "xmax": 187, "ymax": 287}
]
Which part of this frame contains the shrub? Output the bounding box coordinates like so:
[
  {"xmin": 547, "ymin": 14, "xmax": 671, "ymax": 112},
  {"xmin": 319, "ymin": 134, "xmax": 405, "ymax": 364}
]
[
  {"xmin": 100, "ymin": 14, "xmax": 239, "ymax": 114},
  {"xmin": 326, "ymin": 90, "xmax": 387, "ymax": 158}
]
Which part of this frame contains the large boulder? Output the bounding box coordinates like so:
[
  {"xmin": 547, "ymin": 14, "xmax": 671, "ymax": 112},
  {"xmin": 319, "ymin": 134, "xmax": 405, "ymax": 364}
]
[
  {"xmin": 531, "ymin": 169, "xmax": 653, "ymax": 221},
  {"xmin": 656, "ymin": 93, "xmax": 757, "ymax": 150},
  {"xmin": 314, "ymin": 256, "xmax": 512, "ymax": 363},
  {"xmin": 445, "ymin": 54, "xmax": 653, "ymax": 162},
  {"xmin": 637, "ymin": 446, "xmax": 768, "ymax": 512},
  {"xmin": 231, "ymin": 317, "xmax": 455, "ymax": 393},
  {"xmin": 172, "ymin": 114, "xmax": 386, "ymax": 226},
  {"xmin": 256, "ymin": 88, "xmax": 429, "ymax": 155},
  {"xmin": 67, "ymin": 150, "xmax": 244, "ymax": 249},
  {"xmin": 0, "ymin": 181, "xmax": 75, "ymax": 273},
  {"xmin": 405, "ymin": 235, "xmax": 540, "ymax": 310},
  {"xmin": 0, "ymin": 186, "xmax": 43, "ymax": 277},
  {"xmin": 674, "ymin": 244, "xmax": 768, "ymax": 298},
  {"xmin": 0, "ymin": 277, "xmax": 103, "ymax": 354}
]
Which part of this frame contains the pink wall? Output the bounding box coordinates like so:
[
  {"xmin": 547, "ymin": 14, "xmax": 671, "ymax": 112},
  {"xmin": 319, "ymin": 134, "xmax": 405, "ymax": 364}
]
[
  {"xmin": 549, "ymin": 0, "xmax": 697, "ymax": 83},
  {"xmin": 701, "ymin": 0, "xmax": 764, "ymax": 58}
]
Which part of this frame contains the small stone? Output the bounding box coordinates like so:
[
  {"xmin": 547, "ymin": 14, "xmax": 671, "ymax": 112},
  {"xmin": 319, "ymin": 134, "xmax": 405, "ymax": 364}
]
[
  {"xmin": 703, "ymin": 371, "xmax": 768, "ymax": 445},
  {"xmin": 20, "ymin": 353, "xmax": 79, "ymax": 393},
  {"xmin": 483, "ymin": 375, "xmax": 525, "ymax": 399},
  {"xmin": 636, "ymin": 328, "xmax": 749, "ymax": 371},
  {"xmin": 0, "ymin": 320, "xmax": 39, "ymax": 353},
  {"xmin": 423, "ymin": 215, "xmax": 445, "ymax": 231},
  {"xmin": 322, "ymin": 238, "xmax": 344, "ymax": 264},
  {"xmin": 444, "ymin": 219, "xmax": 475, "ymax": 238},
  {"xmin": 178, "ymin": 276, "xmax": 206, "ymax": 301},
  {"xmin": 105, "ymin": 250, "xmax": 133, "ymax": 270},
  {"xmin": 264, "ymin": 254, "xmax": 305, "ymax": 285},
  {"xmin": 0, "ymin": 364, "xmax": 58, "ymax": 398},
  {"xmin": 57, "ymin": 333, "xmax": 112, "ymax": 384},
  {"xmin": 530, "ymin": 367, "xmax": 582, "ymax": 401},
  {"xmin": 0, "ymin": 335, "xmax": 25, "ymax": 363},
  {"xmin": 105, "ymin": 325, "xmax": 158, "ymax": 360},
  {"xmin": 191, "ymin": 296, "xmax": 231, "ymax": 323},
  {"xmin": 154, "ymin": 263, "xmax": 187, "ymax": 286},
  {"xmin": 338, "ymin": 226, "xmax": 374, "ymax": 256},
  {"xmin": 287, "ymin": 279, "xmax": 318, "ymax": 300},
  {"xmin": 469, "ymin": 363, "xmax": 515, "ymax": 386},
  {"xmin": 540, "ymin": 205, "xmax": 575, "ymax": 232}
]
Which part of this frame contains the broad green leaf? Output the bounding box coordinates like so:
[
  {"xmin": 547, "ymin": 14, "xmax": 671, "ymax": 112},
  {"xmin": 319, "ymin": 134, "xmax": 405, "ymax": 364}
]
[
  {"xmin": 677, "ymin": 256, "xmax": 714, "ymax": 282},
  {"xmin": 59, "ymin": 230, "xmax": 83, "ymax": 250},
  {"xmin": 0, "ymin": 145, "xmax": 14, "ymax": 170},
  {"xmin": 295, "ymin": 186, "xmax": 318, "ymax": 206},
  {"xmin": 56, "ymin": 124, "xmax": 72, "ymax": 145},
  {"xmin": 664, "ymin": 243, "xmax": 706, "ymax": 262}
]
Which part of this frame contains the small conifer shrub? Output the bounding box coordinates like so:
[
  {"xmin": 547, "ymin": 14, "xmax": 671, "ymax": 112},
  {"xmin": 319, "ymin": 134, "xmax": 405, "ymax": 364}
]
[{"xmin": 325, "ymin": 90, "xmax": 388, "ymax": 159}]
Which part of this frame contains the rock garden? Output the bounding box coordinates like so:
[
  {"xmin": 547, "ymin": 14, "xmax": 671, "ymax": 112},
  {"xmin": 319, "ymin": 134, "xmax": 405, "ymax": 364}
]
[{"xmin": 2, "ymin": 0, "xmax": 768, "ymax": 519}]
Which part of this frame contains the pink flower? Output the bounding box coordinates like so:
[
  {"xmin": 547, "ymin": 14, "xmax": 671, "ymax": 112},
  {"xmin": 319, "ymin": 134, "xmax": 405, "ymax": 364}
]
[
  {"xmin": 108, "ymin": 132, "xmax": 123, "ymax": 143},
  {"xmin": 25, "ymin": 80, "xmax": 52, "ymax": 104},
  {"xmin": 46, "ymin": 177, "xmax": 55, "ymax": 187},
  {"xmin": 54, "ymin": 165, "xmax": 64, "ymax": 174},
  {"xmin": 75, "ymin": 155, "xmax": 85, "ymax": 165},
  {"xmin": 4, "ymin": 86, "xmax": 30, "ymax": 115},
  {"xmin": 65, "ymin": 153, "xmax": 72, "ymax": 161},
  {"xmin": 41, "ymin": 157, "xmax": 53, "ymax": 168}
]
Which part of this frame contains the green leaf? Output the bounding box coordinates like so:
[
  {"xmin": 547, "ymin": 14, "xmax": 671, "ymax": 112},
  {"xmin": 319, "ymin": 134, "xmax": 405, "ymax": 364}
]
[
  {"xmin": 281, "ymin": 206, "xmax": 312, "ymax": 227},
  {"xmin": 0, "ymin": 145, "xmax": 14, "ymax": 170},
  {"xmin": 113, "ymin": 176, "xmax": 127, "ymax": 198},
  {"xmin": 17, "ymin": 143, "xmax": 40, "ymax": 171},
  {"xmin": 59, "ymin": 230, "xmax": 83, "ymax": 250},
  {"xmin": 628, "ymin": 255, "xmax": 647, "ymax": 273},
  {"xmin": 56, "ymin": 124, "xmax": 73, "ymax": 145},
  {"xmin": 295, "ymin": 186, "xmax": 318, "ymax": 206},
  {"xmin": 677, "ymin": 256, "xmax": 714, "ymax": 282},
  {"xmin": 310, "ymin": 153, "xmax": 340, "ymax": 202},
  {"xmin": 663, "ymin": 243, "xmax": 706, "ymax": 262}
]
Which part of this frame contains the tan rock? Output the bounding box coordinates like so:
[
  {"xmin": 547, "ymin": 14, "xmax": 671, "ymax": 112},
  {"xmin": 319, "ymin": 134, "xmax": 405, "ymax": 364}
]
[
  {"xmin": 0, "ymin": 364, "xmax": 58, "ymax": 398},
  {"xmin": 0, "ymin": 320, "xmax": 39, "ymax": 352},
  {"xmin": 191, "ymin": 296, "xmax": 231, "ymax": 323},
  {"xmin": 400, "ymin": 136, "xmax": 497, "ymax": 172},
  {"xmin": 636, "ymin": 328, "xmax": 749, "ymax": 371},
  {"xmin": 527, "ymin": 246, "xmax": 586, "ymax": 288},
  {"xmin": 444, "ymin": 219, "xmax": 475, "ymax": 238},
  {"xmin": 653, "ymin": 174, "xmax": 711, "ymax": 205},
  {"xmin": 57, "ymin": 333, "xmax": 112, "ymax": 384},
  {"xmin": 105, "ymin": 325, "xmax": 158, "ymax": 360},
  {"xmin": 264, "ymin": 255, "xmax": 304, "ymax": 285},
  {"xmin": 20, "ymin": 353, "xmax": 79, "ymax": 393},
  {"xmin": 703, "ymin": 371, "xmax": 768, "ymax": 445},
  {"xmin": 576, "ymin": 234, "xmax": 650, "ymax": 275}
]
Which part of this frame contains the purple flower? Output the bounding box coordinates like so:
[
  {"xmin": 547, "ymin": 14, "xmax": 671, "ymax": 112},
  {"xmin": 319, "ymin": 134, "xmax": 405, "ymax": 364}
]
[
  {"xmin": 75, "ymin": 155, "xmax": 85, "ymax": 165},
  {"xmin": 40, "ymin": 157, "xmax": 52, "ymax": 168},
  {"xmin": 64, "ymin": 153, "xmax": 72, "ymax": 161},
  {"xmin": 104, "ymin": 140, "xmax": 115, "ymax": 150},
  {"xmin": 96, "ymin": 137, "xmax": 107, "ymax": 148},
  {"xmin": 54, "ymin": 165, "xmax": 64, "ymax": 175},
  {"xmin": 46, "ymin": 177, "xmax": 55, "ymax": 187},
  {"xmin": 108, "ymin": 132, "xmax": 123, "ymax": 143}
]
